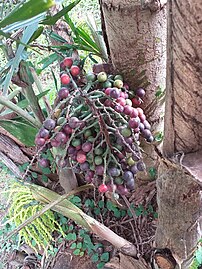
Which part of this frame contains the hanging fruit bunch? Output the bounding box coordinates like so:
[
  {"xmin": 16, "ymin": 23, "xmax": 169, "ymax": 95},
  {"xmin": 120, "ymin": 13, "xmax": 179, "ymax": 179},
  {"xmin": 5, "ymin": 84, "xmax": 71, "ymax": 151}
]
[{"xmin": 35, "ymin": 57, "xmax": 153, "ymax": 195}]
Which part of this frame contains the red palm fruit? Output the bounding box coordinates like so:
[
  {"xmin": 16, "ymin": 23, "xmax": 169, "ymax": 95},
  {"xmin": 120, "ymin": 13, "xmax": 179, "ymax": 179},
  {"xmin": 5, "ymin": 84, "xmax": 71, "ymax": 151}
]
[
  {"xmin": 63, "ymin": 57, "xmax": 73, "ymax": 68},
  {"xmin": 70, "ymin": 65, "xmax": 80, "ymax": 76},
  {"xmin": 98, "ymin": 184, "xmax": 108, "ymax": 193},
  {"xmin": 60, "ymin": 74, "xmax": 71, "ymax": 85}
]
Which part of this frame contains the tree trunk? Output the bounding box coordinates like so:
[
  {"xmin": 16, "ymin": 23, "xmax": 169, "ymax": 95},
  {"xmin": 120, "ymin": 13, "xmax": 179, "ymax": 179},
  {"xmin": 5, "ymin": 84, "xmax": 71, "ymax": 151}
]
[
  {"xmin": 156, "ymin": 0, "xmax": 202, "ymax": 268},
  {"xmin": 100, "ymin": 0, "xmax": 167, "ymax": 180}
]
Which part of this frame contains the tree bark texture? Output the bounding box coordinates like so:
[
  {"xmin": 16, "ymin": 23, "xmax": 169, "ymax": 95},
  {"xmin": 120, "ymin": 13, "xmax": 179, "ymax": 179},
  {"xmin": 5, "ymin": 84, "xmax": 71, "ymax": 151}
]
[
  {"xmin": 163, "ymin": 0, "xmax": 202, "ymax": 155},
  {"xmin": 100, "ymin": 0, "xmax": 167, "ymax": 129},
  {"xmin": 100, "ymin": 0, "xmax": 167, "ymax": 179},
  {"xmin": 156, "ymin": 157, "xmax": 202, "ymax": 268},
  {"xmin": 156, "ymin": 1, "xmax": 202, "ymax": 268}
]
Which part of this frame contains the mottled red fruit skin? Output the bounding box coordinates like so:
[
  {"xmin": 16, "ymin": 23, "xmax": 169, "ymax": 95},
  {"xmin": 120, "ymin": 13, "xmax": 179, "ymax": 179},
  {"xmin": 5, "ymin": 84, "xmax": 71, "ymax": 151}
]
[
  {"xmin": 98, "ymin": 184, "xmax": 108, "ymax": 193},
  {"xmin": 132, "ymin": 97, "xmax": 142, "ymax": 107},
  {"xmin": 76, "ymin": 151, "xmax": 86, "ymax": 164},
  {"xmin": 116, "ymin": 97, "xmax": 126, "ymax": 106},
  {"xmin": 63, "ymin": 57, "xmax": 73, "ymax": 68},
  {"xmin": 70, "ymin": 65, "xmax": 80, "ymax": 76},
  {"xmin": 60, "ymin": 74, "xmax": 70, "ymax": 85},
  {"xmin": 58, "ymin": 87, "xmax": 69, "ymax": 99},
  {"xmin": 35, "ymin": 137, "xmax": 46, "ymax": 147}
]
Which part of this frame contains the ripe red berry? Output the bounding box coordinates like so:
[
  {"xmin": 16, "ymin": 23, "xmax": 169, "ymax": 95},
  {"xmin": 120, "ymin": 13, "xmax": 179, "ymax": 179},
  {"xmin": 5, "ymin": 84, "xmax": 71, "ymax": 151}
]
[
  {"xmin": 132, "ymin": 97, "xmax": 142, "ymax": 107},
  {"xmin": 98, "ymin": 184, "xmax": 108, "ymax": 193},
  {"xmin": 70, "ymin": 65, "xmax": 80, "ymax": 76},
  {"xmin": 63, "ymin": 57, "xmax": 73, "ymax": 68},
  {"xmin": 76, "ymin": 151, "xmax": 86, "ymax": 164},
  {"xmin": 60, "ymin": 74, "xmax": 70, "ymax": 85}
]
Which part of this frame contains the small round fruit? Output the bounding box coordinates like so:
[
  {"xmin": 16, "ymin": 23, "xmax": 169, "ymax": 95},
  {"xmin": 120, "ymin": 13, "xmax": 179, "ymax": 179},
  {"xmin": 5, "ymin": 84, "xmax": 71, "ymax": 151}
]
[
  {"xmin": 143, "ymin": 120, "xmax": 151, "ymax": 130},
  {"xmin": 123, "ymin": 171, "xmax": 134, "ymax": 181},
  {"xmin": 35, "ymin": 137, "xmax": 46, "ymax": 147},
  {"xmin": 127, "ymin": 157, "xmax": 136, "ymax": 166},
  {"xmin": 84, "ymin": 129, "xmax": 92, "ymax": 138},
  {"xmin": 58, "ymin": 159, "xmax": 68, "ymax": 168},
  {"xmin": 95, "ymin": 165, "xmax": 104, "ymax": 175},
  {"xmin": 105, "ymin": 87, "xmax": 112, "ymax": 95},
  {"xmin": 130, "ymin": 108, "xmax": 138, "ymax": 118},
  {"xmin": 50, "ymin": 138, "xmax": 60, "ymax": 147},
  {"xmin": 39, "ymin": 158, "xmax": 50, "ymax": 168},
  {"xmin": 94, "ymin": 156, "xmax": 103, "ymax": 165},
  {"xmin": 129, "ymin": 118, "xmax": 139, "ymax": 129},
  {"xmin": 121, "ymin": 128, "xmax": 132, "ymax": 138},
  {"xmin": 136, "ymin": 88, "xmax": 145, "ymax": 98},
  {"xmin": 80, "ymin": 162, "xmax": 90, "ymax": 171},
  {"xmin": 103, "ymin": 80, "xmax": 112, "ymax": 88},
  {"xmin": 116, "ymin": 97, "xmax": 126, "ymax": 106},
  {"xmin": 63, "ymin": 124, "xmax": 73, "ymax": 135},
  {"xmin": 82, "ymin": 141, "xmax": 92, "ymax": 153},
  {"xmin": 114, "ymin": 79, "xmax": 123, "ymax": 89},
  {"xmin": 94, "ymin": 147, "xmax": 104, "ymax": 155},
  {"xmin": 60, "ymin": 73, "xmax": 71, "ymax": 85},
  {"xmin": 71, "ymin": 138, "xmax": 81, "ymax": 147},
  {"xmin": 63, "ymin": 57, "xmax": 73, "ymax": 68},
  {"xmin": 131, "ymin": 164, "xmax": 138, "ymax": 174},
  {"xmin": 115, "ymin": 177, "xmax": 123, "ymax": 185},
  {"xmin": 146, "ymin": 135, "xmax": 154, "ymax": 142},
  {"xmin": 114, "ymin": 104, "xmax": 124, "ymax": 113},
  {"xmin": 123, "ymin": 105, "xmax": 133, "ymax": 116},
  {"xmin": 58, "ymin": 87, "xmax": 69, "ymax": 99},
  {"xmin": 68, "ymin": 117, "xmax": 80, "ymax": 129},
  {"xmin": 126, "ymin": 178, "xmax": 135, "ymax": 190},
  {"xmin": 110, "ymin": 88, "xmax": 120, "ymax": 99},
  {"xmin": 70, "ymin": 65, "xmax": 80, "ymax": 76},
  {"xmin": 114, "ymin": 74, "xmax": 123, "ymax": 81},
  {"xmin": 125, "ymin": 99, "xmax": 133, "ymax": 106},
  {"xmin": 142, "ymin": 129, "xmax": 152, "ymax": 139},
  {"xmin": 132, "ymin": 97, "xmax": 142, "ymax": 107},
  {"xmin": 136, "ymin": 161, "xmax": 146, "ymax": 171},
  {"xmin": 108, "ymin": 167, "xmax": 121, "ymax": 177},
  {"xmin": 38, "ymin": 128, "xmax": 49, "ymax": 139},
  {"xmin": 117, "ymin": 185, "xmax": 128, "ymax": 195},
  {"xmin": 86, "ymin": 72, "xmax": 96, "ymax": 82},
  {"xmin": 76, "ymin": 151, "xmax": 86, "ymax": 164},
  {"xmin": 55, "ymin": 132, "xmax": 68, "ymax": 144},
  {"xmin": 98, "ymin": 184, "xmax": 108, "ymax": 193},
  {"xmin": 43, "ymin": 119, "xmax": 56, "ymax": 130},
  {"xmin": 97, "ymin": 72, "xmax": 107, "ymax": 83}
]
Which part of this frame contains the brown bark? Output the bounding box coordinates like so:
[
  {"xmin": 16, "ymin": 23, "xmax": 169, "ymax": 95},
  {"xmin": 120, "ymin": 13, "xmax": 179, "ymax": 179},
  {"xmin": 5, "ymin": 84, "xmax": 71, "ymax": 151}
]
[
  {"xmin": 163, "ymin": 0, "xmax": 202, "ymax": 155},
  {"xmin": 156, "ymin": 1, "xmax": 202, "ymax": 268},
  {"xmin": 100, "ymin": 0, "xmax": 167, "ymax": 180}
]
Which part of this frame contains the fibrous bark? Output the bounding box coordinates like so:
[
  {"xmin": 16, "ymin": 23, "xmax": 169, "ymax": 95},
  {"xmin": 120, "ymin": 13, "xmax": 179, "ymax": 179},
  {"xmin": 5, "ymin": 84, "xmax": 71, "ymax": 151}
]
[
  {"xmin": 163, "ymin": 0, "xmax": 202, "ymax": 155},
  {"xmin": 157, "ymin": 1, "xmax": 202, "ymax": 268},
  {"xmin": 100, "ymin": 0, "xmax": 167, "ymax": 179}
]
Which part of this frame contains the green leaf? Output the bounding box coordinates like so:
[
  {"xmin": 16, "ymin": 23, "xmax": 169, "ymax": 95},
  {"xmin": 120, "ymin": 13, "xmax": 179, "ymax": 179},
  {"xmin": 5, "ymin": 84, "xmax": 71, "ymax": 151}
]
[
  {"xmin": 60, "ymin": 216, "xmax": 68, "ymax": 224},
  {"xmin": 148, "ymin": 167, "xmax": 157, "ymax": 179},
  {"xmin": 70, "ymin": 242, "xmax": 77, "ymax": 249},
  {"xmin": 79, "ymin": 251, "xmax": 84, "ymax": 257},
  {"xmin": 91, "ymin": 253, "xmax": 99, "ymax": 262},
  {"xmin": 31, "ymin": 172, "xmax": 38, "ymax": 178},
  {"xmin": 113, "ymin": 208, "xmax": 121, "ymax": 218},
  {"xmin": 70, "ymin": 196, "xmax": 81, "ymax": 204},
  {"xmin": 196, "ymin": 245, "xmax": 202, "ymax": 265},
  {"xmin": 98, "ymin": 200, "xmax": 104, "ymax": 208},
  {"xmin": 0, "ymin": 0, "xmax": 55, "ymax": 29},
  {"xmin": 97, "ymin": 262, "xmax": 106, "ymax": 269},
  {"xmin": 77, "ymin": 242, "xmax": 82, "ymax": 249},
  {"xmin": 73, "ymin": 249, "xmax": 80, "ymax": 256},
  {"xmin": 85, "ymin": 199, "xmax": 94, "ymax": 208},
  {"xmin": 38, "ymin": 53, "xmax": 58, "ymax": 73},
  {"xmin": 2, "ymin": 23, "xmax": 39, "ymax": 95},
  {"xmin": 0, "ymin": 120, "xmax": 38, "ymax": 146},
  {"xmin": 49, "ymin": 32, "xmax": 68, "ymax": 43},
  {"xmin": 29, "ymin": 26, "xmax": 44, "ymax": 43},
  {"xmin": 100, "ymin": 252, "xmax": 109, "ymax": 262},
  {"xmin": 94, "ymin": 208, "xmax": 101, "ymax": 215},
  {"xmin": 154, "ymin": 132, "xmax": 164, "ymax": 142},
  {"xmin": 42, "ymin": 0, "xmax": 81, "ymax": 25},
  {"xmin": 41, "ymin": 167, "xmax": 51, "ymax": 174},
  {"xmin": 69, "ymin": 224, "xmax": 74, "ymax": 231}
]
